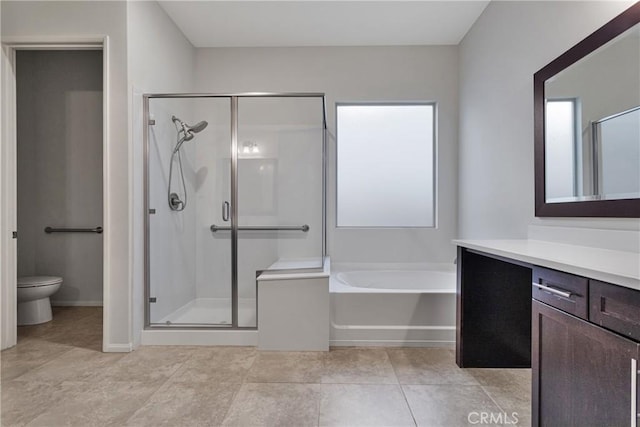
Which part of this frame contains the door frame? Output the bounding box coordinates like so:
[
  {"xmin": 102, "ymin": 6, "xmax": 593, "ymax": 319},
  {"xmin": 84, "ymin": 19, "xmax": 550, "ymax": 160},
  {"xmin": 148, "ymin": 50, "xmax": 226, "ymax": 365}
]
[{"xmin": 0, "ymin": 37, "xmax": 110, "ymax": 350}]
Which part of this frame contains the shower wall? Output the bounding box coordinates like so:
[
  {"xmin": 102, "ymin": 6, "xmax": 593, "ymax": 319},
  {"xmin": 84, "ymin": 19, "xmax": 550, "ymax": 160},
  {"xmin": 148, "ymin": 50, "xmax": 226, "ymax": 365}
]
[
  {"xmin": 147, "ymin": 98, "xmax": 197, "ymax": 321},
  {"xmin": 16, "ymin": 50, "xmax": 103, "ymax": 305},
  {"xmin": 238, "ymin": 98, "xmax": 324, "ymax": 262}
]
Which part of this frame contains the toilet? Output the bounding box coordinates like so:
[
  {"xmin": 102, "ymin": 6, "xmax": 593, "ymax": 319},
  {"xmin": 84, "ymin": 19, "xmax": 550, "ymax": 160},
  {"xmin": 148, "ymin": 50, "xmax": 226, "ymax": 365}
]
[{"xmin": 17, "ymin": 276, "xmax": 63, "ymax": 325}]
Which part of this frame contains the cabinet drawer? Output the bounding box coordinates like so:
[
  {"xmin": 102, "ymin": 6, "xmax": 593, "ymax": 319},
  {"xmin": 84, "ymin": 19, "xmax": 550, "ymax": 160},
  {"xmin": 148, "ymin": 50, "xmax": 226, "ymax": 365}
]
[
  {"xmin": 532, "ymin": 267, "xmax": 588, "ymax": 320},
  {"xmin": 590, "ymin": 280, "xmax": 640, "ymax": 341}
]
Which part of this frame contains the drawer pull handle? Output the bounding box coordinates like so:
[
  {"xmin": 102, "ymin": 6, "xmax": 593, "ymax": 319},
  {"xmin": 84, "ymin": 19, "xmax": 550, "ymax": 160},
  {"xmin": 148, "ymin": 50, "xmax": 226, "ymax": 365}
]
[
  {"xmin": 532, "ymin": 282, "xmax": 572, "ymax": 299},
  {"xmin": 632, "ymin": 358, "xmax": 637, "ymax": 427}
]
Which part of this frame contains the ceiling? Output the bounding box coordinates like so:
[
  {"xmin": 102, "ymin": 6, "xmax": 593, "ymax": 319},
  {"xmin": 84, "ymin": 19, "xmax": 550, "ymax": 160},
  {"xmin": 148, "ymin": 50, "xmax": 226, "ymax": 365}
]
[{"xmin": 158, "ymin": 1, "xmax": 490, "ymax": 48}]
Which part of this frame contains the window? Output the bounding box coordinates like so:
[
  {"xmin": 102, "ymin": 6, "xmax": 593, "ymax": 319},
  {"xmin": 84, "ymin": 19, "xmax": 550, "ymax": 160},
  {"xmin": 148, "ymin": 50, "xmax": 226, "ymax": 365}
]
[
  {"xmin": 545, "ymin": 99, "xmax": 578, "ymax": 200},
  {"xmin": 336, "ymin": 103, "xmax": 435, "ymax": 227}
]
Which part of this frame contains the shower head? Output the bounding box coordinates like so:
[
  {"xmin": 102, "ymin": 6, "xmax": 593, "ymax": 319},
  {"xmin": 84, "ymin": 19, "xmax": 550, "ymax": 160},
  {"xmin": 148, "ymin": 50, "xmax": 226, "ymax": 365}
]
[
  {"xmin": 172, "ymin": 116, "xmax": 208, "ymax": 136},
  {"xmin": 188, "ymin": 121, "xmax": 208, "ymax": 134},
  {"xmin": 172, "ymin": 116, "xmax": 209, "ymax": 153}
]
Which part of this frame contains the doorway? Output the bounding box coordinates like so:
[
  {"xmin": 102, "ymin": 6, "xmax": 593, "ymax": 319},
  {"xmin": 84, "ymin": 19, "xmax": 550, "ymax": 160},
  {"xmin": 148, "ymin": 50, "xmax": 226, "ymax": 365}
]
[{"xmin": 2, "ymin": 46, "xmax": 106, "ymax": 350}]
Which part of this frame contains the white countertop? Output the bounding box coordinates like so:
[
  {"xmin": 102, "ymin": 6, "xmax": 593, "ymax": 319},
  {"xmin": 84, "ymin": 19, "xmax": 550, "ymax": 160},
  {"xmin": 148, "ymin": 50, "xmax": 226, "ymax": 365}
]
[{"xmin": 454, "ymin": 239, "xmax": 640, "ymax": 291}]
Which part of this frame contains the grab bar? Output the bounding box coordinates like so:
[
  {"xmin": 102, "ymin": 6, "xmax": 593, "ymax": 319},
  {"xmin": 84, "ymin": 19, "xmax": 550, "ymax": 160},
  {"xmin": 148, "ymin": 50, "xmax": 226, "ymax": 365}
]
[
  {"xmin": 45, "ymin": 226, "xmax": 103, "ymax": 234},
  {"xmin": 210, "ymin": 224, "xmax": 309, "ymax": 233}
]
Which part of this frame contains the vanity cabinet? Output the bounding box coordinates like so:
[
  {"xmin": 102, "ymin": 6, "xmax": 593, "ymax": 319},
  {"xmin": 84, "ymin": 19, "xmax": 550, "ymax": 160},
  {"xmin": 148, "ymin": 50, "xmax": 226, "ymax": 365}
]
[
  {"xmin": 532, "ymin": 268, "xmax": 640, "ymax": 427},
  {"xmin": 456, "ymin": 243, "xmax": 640, "ymax": 427},
  {"xmin": 456, "ymin": 247, "xmax": 533, "ymax": 368}
]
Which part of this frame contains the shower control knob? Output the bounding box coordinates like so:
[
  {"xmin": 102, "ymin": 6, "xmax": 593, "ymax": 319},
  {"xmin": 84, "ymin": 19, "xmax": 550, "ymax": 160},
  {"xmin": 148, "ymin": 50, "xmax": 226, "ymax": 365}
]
[{"xmin": 169, "ymin": 193, "xmax": 184, "ymax": 211}]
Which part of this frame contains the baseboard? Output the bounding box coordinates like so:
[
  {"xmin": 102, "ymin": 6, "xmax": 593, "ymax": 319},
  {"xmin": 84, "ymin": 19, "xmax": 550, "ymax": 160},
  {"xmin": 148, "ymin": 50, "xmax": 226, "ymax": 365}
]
[
  {"xmin": 103, "ymin": 343, "xmax": 133, "ymax": 353},
  {"xmin": 330, "ymin": 339, "xmax": 455, "ymax": 348},
  {"xmin": 141, "ymin": 329, "xmax": 258, "ymax": 346},
  {"xmin": 52, "ymin": 301, "xmax": 103, "ymax": 307},
  {"xmin": 330, "ymin": 322, "xmax": 455, "ymax": 347}
]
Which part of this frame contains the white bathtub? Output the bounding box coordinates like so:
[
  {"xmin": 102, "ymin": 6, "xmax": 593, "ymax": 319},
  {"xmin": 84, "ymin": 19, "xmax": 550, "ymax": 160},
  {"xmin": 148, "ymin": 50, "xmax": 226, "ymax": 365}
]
[
  {"xmin": 330, "ymin": 264, "xmax": 456, "ymax": 347},
  {"xmin": 334, "ymin": 270, "xmax": 455, "ymax": 292}
]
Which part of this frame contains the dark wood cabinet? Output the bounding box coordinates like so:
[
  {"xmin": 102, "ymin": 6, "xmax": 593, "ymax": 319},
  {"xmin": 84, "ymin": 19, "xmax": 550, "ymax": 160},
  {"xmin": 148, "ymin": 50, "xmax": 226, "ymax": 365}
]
[
  {"xmin": 532, "ymin": 267, "xmax": 588, "ymax": 320},
  {"xmin": 533, "ymin": 293, "xmax": 639, "ymax": 426},
  {"xmin": 456, "ymin": 246, "xmax": 640, "ymax": 426},
  {"xmin": 590, "ymin": 279, "xmax": 640, "ymax": 342},
  {"xmin": 456, "ymin": 247, "xmax": 532, "ymax": 368}
]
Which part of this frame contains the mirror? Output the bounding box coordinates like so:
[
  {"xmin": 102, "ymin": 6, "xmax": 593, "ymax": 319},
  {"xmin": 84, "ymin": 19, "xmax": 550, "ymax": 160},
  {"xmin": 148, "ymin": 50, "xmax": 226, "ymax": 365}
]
[{"xmin": 534, "ymin": 3, "xmax": 640, "ymax": 217}]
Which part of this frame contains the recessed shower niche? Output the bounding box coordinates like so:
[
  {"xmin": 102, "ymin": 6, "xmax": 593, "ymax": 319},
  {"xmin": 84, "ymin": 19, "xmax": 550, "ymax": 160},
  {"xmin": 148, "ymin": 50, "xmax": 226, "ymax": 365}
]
[{"xmin": 144, "ymin": 94, "xmax": 326, "ymax": 329}]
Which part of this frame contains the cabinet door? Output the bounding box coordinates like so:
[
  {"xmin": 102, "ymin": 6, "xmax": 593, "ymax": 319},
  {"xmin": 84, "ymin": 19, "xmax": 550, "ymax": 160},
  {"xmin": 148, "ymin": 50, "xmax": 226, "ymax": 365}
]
[{"xmin": 533, "ymin": 300, "xmax": 639, "ymax": 427}]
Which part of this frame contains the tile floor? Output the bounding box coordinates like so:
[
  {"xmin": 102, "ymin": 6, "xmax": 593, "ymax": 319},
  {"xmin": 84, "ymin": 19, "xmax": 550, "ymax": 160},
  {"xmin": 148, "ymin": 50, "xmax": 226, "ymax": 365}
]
[{"xmin": 1, "ymin": 307, "xmax": 531, "ymax": 426}]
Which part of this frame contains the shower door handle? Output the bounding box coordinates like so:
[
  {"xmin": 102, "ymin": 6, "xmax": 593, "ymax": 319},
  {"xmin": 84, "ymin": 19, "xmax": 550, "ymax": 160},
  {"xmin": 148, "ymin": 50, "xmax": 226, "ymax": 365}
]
[{"xmin": 222, "ymin": 201, "xmax": 230, "ymax": 222}]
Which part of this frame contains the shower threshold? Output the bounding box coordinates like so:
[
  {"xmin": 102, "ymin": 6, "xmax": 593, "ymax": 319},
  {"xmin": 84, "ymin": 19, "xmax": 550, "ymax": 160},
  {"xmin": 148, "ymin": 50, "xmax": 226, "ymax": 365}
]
[{"xmin": 155, "ymin": 297, "xmax": 256, "ymax": 327}]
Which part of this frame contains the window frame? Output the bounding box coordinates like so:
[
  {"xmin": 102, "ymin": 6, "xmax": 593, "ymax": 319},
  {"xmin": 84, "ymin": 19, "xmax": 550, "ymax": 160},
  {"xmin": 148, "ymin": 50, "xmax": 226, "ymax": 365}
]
[{"xmin": 335, "ymin": 101, "xmax": 437, "ymax": 229}]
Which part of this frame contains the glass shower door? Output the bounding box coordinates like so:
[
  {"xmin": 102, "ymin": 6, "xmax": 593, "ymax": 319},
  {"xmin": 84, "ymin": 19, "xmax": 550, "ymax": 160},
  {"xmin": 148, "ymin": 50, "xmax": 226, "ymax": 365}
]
[
  {"xmin": 235, "ymin": 96, "xmax": 325, "ymax": 327},
  {"xmin": 147, "ymin": 96, "xmax": 232, "ymax": 326},
  {"xmin": 146, "ymin": 94, "xmax": 326, "ymax": 329}
]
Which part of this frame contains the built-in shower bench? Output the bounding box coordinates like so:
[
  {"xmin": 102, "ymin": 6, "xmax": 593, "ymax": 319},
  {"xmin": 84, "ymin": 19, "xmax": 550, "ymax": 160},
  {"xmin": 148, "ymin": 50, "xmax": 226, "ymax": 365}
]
[{"xmin": 257, "ymin": 257, "xmax": 331, "ymax": 351}]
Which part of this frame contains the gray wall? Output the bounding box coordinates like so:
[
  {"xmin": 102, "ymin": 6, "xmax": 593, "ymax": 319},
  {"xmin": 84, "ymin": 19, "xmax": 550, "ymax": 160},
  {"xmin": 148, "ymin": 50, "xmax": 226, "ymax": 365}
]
[
  {"xmin": 2, "ymin": 0, "xmax": 194, "ymax": 349},
  {"xmin": 17, "ymin": 50, "xmax": 103, "ymax": 305},
  {"xmin": 2, "ymin": 0, "xmax": 130, "ymax": 349},
  {"xmin": 127, "ymin": 0, "xmax": 197, "ymax": 344},
  {"xmin": 458, "ymin": 1, "xmax": 639, "ymax": 240},
  {"xmin": 195, "ymin": 46, "xmax": 459, "ymax": 263}
]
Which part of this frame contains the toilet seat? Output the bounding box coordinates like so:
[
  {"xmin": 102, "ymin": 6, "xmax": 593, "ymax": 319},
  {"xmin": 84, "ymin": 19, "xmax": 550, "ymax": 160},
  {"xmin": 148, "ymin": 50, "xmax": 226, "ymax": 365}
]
[{"xmin": 18, "ymin": 276, "xmax": 63, "ymax": 288}]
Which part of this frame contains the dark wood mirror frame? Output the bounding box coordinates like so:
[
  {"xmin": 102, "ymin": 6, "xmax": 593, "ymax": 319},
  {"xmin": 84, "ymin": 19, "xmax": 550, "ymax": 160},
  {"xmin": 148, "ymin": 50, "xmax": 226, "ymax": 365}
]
[{"xmin": 534, "ymin": 2, "xmax": 640, "ymax": 218}]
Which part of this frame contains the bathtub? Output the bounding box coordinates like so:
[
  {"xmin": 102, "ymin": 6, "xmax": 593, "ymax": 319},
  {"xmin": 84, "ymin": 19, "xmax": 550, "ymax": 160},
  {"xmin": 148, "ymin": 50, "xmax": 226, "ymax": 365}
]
[{"xmin": 330, "ymin": 264, "xmax": 456, "ymax": 347}]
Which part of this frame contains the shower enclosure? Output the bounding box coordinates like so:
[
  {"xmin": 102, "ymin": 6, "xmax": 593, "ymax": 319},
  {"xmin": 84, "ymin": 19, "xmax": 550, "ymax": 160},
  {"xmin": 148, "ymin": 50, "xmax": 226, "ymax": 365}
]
[{"xmin": 144, "ymin": 93, "xmax": 326, "ymax": 329}]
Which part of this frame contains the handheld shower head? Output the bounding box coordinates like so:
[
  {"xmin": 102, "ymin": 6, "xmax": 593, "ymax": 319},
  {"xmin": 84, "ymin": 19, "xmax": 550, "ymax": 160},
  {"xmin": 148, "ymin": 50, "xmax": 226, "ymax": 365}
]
[
  {"xmin": 172, "ymin": 116, "xmax": 208, "ymax": 136},
  {"xmin": 168, "ymin": 115, "xmax": 210, "ymax": 212},
  {"xmin": 171, "ymin": 116, "xmax": 209, "ymax": 153},
  {"xmin": 188, "ymin": 121, "xmax": 208, "ymax": 134}
]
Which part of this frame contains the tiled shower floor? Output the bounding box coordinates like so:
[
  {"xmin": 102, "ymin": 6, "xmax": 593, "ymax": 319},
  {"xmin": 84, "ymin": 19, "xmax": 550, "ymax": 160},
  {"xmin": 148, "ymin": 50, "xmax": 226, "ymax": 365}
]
[{"xmin": 1, "ymin": 307, "xmax": 531, "ymax": 426}]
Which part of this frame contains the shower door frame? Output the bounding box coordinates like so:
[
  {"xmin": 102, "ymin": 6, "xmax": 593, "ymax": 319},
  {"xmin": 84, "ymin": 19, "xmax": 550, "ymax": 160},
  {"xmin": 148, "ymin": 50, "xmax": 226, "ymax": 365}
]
[{"xmin": 143, "ymin": 92, "xmax": 327, "ymax": 330}]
